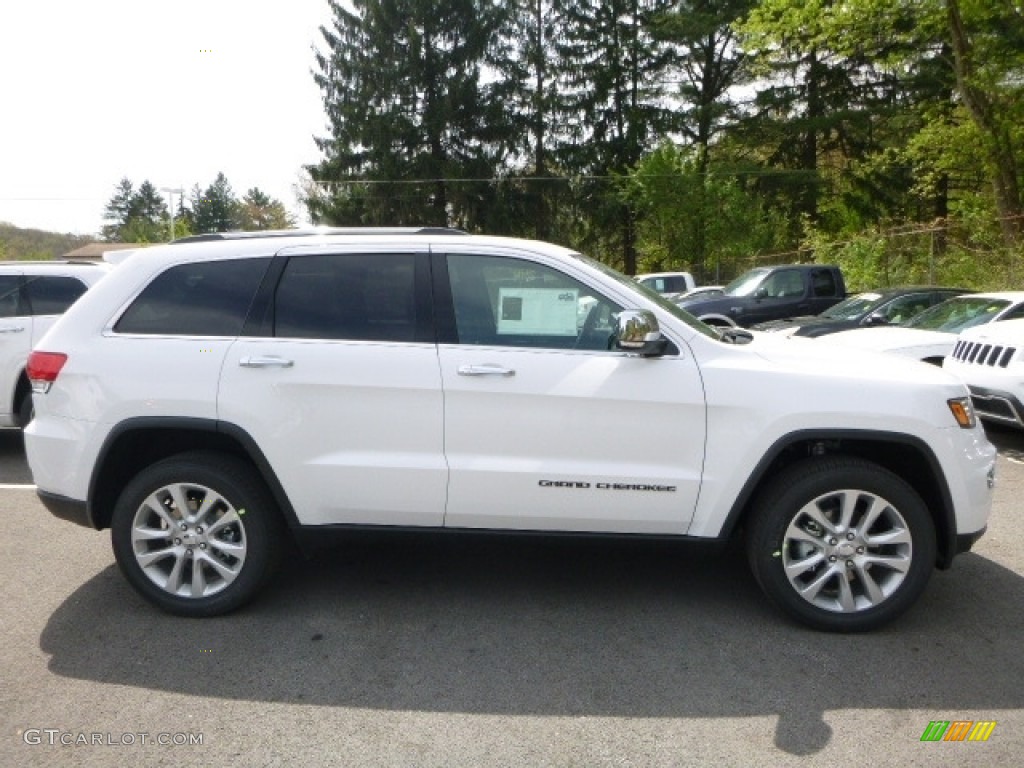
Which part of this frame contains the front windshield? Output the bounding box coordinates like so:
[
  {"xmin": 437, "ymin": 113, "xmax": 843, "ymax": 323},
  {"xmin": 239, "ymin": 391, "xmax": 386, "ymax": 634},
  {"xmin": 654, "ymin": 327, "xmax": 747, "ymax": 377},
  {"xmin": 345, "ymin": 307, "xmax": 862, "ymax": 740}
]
[
  {"xmin": 570, "ymin": 252, "xmax": 720, "ymax": 339},
  {"xmin": 822, "ymin": 292, "xmax": 882, "ymax": 319},
  {"xmin": 903, "ymin": 296, "xmax": 1010, "ymax": 333},
  {"xmin": 722, "ymin": 268, "xmax": 770, "ymax": 297}
]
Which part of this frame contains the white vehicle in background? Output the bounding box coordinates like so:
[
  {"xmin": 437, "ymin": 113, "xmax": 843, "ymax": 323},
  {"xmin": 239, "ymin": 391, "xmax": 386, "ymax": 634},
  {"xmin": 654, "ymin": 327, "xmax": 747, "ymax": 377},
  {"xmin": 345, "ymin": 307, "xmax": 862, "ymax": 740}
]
[
  {"xmin": 635, "ymin": 271, "xmax": 696, "ymax": 294},
  {"xmin": 944, "ymin": 318, "xmax": 1024, "ymax": 430},
  {"xmin": 1, "ymin": 260, "xmax": 111, "ymax": 428},
  {"xmin": 819, "ymin": 291, "xmax": 1024, "ymax": 365}
]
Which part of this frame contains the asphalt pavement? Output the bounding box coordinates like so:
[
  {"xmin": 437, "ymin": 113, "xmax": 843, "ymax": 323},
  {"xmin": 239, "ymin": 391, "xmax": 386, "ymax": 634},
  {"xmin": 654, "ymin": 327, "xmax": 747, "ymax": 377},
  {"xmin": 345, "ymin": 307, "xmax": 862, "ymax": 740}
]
[{"xmin": 2, "ymin": 426, "xmax": 1023, "ymax": 767}]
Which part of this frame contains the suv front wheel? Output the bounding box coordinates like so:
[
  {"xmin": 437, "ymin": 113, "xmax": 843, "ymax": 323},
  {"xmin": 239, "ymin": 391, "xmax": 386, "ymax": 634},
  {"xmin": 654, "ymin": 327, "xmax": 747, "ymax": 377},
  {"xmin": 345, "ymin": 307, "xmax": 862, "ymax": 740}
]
[
  {"xmin": 746, "ymin": 456, "xmax": 936, "ymax": 632},
  {"xmin": 111, "ymin": 451, "xmax": 284, "ymax": 617}
]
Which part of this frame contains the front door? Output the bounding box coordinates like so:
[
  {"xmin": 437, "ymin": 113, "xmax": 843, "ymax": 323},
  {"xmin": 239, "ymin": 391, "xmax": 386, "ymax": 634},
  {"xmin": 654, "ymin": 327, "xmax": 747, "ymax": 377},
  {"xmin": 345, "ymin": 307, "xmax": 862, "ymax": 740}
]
[{"xmin": 435, "ymin": 248, "xmax": 706, "ymax": 534}]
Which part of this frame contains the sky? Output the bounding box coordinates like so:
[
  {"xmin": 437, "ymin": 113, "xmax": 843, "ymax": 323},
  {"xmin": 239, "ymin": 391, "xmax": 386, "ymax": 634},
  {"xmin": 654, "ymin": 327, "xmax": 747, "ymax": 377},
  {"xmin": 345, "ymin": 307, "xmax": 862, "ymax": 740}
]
[{"xmin": 0, "ymin": 0, "xmax": 335, "ymax": 236}]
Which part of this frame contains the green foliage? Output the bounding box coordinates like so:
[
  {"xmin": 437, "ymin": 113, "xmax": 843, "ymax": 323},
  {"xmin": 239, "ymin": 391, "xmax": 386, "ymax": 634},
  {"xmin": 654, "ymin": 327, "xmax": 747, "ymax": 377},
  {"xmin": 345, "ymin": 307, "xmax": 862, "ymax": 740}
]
[
  {"xmin": 190, "ymin": 173, "xmax": 238, "ymax": 234},
  {"xmin": 801, "ymin": 215, "xmax": 1022, "ymax": 292},
  {"xmin": 0, "ymin": 223, "xmax": 96, "ymax": 260},
  {"xmin": 236, "ymin": 188, "xmax": 297, "ymax": 231},
  {"xmin": 296, "ymin": 0, "xmax": 1024, "ymax": 284},
  {"xmin": 621, "ymin": 143, "xmax": 791, "ymax": 282},
  {"xmin": 308, "ymin": 0, "xmax": 514, "ymax": 228},
  {"xmin": 102, "ymin": 175, "xmax": 295, "ymax": 240},
  {"xmin": 102, "ymin": 177, "xmax": 169, "ymax": 243}
]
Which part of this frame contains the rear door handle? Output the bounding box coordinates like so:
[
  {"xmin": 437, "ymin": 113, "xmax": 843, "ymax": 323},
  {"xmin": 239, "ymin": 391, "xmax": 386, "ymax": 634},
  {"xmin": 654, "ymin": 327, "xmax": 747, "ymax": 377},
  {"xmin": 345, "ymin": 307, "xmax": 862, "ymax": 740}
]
[
  {"xmin": 239, "ymin": 356, "xmax": 294, "ymax": 368},
  {"xmin": 457, "ymin": 364, "xmax": 515, "ymax": 377},
  {"xmin": 0, "ymin": 326, "xmax": 25, "ymax": 333}
]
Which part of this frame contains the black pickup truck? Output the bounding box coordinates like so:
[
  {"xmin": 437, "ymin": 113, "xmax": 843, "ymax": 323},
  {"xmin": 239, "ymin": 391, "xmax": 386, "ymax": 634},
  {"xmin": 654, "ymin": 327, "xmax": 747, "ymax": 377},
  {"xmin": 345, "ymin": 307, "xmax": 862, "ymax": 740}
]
[{"xmin": 675, "ymin": 264, "xmax": 846, "ymax": 328}]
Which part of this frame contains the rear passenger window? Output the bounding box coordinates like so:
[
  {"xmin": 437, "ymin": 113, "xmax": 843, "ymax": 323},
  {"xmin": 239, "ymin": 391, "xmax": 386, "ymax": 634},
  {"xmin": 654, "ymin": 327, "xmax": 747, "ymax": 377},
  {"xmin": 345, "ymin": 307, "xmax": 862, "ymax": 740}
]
[
  {"xmin": 115, "ymin": 258, "xmax": 270, "ymax": 336},
  {"xmin": 811, "ymin": 270, "xmax": 837, "ymax": 297},
  {"xmin": 273, "ymin": 253, "xmax": 418, "ymax": 342},
  {"xmin": 25, "ymin": 276, "xmax": 88, "ymax": 315}
]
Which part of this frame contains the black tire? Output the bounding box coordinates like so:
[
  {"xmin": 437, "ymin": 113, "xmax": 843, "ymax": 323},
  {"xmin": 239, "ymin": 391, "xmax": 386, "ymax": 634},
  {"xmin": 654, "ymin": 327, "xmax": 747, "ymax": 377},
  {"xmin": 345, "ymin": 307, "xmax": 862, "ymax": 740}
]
[
  {"xmin": 16, "ymin": 390, "xmax": 33, "ymax": 429},
  {"xmin": 111, "ymin": 451, "xmax": 285, "ymax": 617},
  {"xmin": 746, "ymin": 456, "xmax": 936, "ymax": 632}
]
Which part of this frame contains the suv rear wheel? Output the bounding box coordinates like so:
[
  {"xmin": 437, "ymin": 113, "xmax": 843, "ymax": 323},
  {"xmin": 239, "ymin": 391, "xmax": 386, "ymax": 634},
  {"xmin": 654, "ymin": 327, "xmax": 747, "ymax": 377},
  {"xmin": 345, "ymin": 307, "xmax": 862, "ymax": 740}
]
[
  {"xmin": 111, "ymin": 451, "xmax": 284, "ymax": 617},
  {"xmin": 746, "ymin": 456, "xmax": 936, "ymax": 632}
]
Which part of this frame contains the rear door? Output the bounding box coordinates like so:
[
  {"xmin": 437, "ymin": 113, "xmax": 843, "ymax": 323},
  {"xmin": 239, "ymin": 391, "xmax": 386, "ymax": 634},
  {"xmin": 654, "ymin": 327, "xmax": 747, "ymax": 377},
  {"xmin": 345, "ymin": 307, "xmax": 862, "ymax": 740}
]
[
  {"xmin": 435, "ymin": 245, "xmax": 706, "ymax": 534},
  {"xmin": 0, "ymin": 271, "xmax": 28, "ymax": 423},
  {"xmin": 218, "ymin": 245, "xmax": 447, "ymax": 527}
]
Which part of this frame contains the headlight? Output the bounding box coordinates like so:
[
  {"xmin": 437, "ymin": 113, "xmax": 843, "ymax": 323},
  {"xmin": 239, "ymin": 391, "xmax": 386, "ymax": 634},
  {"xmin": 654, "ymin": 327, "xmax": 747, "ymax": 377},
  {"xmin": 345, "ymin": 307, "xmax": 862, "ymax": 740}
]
[{"xmin": 948, "ymin": 397, "xmax": 976, "ymax": 429}]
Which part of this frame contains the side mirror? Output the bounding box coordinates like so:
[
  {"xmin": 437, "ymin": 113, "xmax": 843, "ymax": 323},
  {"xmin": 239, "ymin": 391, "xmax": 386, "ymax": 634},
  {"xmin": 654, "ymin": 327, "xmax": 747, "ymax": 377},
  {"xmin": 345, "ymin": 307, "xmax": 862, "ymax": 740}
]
[
  {"xmin": 755, "ymin": 286, "xmax": 770, "ymax": 299},
  {"xmin": 614, "ymin": 310, "xmax": 668, "ymax": 357},
  {"xmin": 863, "ymin": 312, "xmax": 889, "ymax": 326}
]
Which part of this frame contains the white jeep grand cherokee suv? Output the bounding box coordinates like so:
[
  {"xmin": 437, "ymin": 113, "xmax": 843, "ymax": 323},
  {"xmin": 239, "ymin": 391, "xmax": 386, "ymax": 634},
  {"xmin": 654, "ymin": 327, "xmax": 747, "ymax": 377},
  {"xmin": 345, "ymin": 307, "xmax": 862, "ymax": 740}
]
[
  {"xmin": 1, "ymin": 259, "xmax": 110, "ymax": 428},
  {"xmin": 24, "ymin": 230, "xmax": 996, "ymax": 631},
  {"xmin": 944, "ymin": 318, "xmax": 1024, "ymax": 430}
]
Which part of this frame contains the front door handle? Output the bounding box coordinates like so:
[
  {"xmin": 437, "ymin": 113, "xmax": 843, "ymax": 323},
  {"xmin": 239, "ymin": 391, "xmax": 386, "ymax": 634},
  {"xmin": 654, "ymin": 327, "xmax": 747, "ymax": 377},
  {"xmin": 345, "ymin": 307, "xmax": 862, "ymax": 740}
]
[
  {"xmin": 457, "ymin": 363, "xmax": 515, "ymax": 377},
  {"xmin": 0, "ymin": 326, "xmax": 25, "ymax": 333},
  {"xmin": 239, "ymin": 356, "xmax": 294, "ymax": 368}
]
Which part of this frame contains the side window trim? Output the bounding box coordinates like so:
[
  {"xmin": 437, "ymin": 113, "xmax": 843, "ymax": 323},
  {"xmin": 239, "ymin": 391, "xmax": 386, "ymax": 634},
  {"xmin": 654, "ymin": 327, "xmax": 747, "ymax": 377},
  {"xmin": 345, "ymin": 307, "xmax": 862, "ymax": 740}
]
[
  {"xmin": 430, "ymin": 251, "xmax": 458, "ymax": 345},
  {"xmin": 242, "ymin": 257, "xmax": 287, "ymax": 337}
]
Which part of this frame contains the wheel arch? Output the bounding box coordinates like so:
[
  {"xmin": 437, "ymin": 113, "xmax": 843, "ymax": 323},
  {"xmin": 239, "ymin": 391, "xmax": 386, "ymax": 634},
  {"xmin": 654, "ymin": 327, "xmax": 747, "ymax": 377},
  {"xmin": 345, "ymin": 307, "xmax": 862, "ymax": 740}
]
[
  {"xmin": 87, "ymin": 417, "xmax": 300, "ymax": 533},
  {"xmin": 13, "ymin": 369, "xmax": 31, "ymax": 426},
  {"xmin": 718, "ymin": 429, "xmax": 958, "ymax": 568}
]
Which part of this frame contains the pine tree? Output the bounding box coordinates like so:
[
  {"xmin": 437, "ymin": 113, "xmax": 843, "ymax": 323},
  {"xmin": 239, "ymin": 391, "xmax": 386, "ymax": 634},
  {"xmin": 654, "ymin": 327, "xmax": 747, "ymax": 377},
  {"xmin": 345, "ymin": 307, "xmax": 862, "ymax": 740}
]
[
  {"xmin": 237, "ymin": 188, "xmax": 296, "ymax": 230},
  {"xmin": 308, "ymin": 0, "xmax": 515, "ymax": 229},
  {"xmin": 191, "ymin": 173, "xmax": 238, "ymax": 233},
  {"xmin": 102, "ymin": 178, "xmax": 136, "ymax": 242},
  {"xmin": 101, "ymin": 178, "xmax": 168, "ymax": 242},
  {"xmin": 551, "ymin": 0, "xmax": 677, "ymax": 273},
  {"xmin": 648, "ymin": 0, "xmax": 756, "ymax": 273}
]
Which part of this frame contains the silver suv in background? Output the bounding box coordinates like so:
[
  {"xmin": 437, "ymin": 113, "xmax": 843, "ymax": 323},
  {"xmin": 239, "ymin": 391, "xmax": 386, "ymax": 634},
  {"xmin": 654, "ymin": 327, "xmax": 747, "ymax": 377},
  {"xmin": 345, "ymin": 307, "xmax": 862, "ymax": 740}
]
[{"xmin": 1, "ymin": 260, "xmax": 111, "ymax": 428}]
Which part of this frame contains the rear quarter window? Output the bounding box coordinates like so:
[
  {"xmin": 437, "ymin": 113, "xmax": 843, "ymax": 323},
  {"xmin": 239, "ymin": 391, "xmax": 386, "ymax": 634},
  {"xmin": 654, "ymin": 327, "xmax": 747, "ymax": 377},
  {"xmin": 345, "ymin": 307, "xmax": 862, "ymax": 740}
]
[
  {"xmin": 24, "ymin": 275, "xmax": 88, "ymax": 315},
  {"xmin": 114, "ymin": 258, "xmax": 270, "ymax": 336}
]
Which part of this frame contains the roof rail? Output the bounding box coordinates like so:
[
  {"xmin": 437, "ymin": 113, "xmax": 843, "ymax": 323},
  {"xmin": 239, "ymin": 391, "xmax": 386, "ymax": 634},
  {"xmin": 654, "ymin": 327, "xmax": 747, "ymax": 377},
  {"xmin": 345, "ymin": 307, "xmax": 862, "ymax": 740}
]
[
  {"xmin": 170, "ymin": 227, "xmax": 467, "ymax": 244},
  {"xmin": 0, "ymin": 258, "xmax": 105, "ymax": 266}
]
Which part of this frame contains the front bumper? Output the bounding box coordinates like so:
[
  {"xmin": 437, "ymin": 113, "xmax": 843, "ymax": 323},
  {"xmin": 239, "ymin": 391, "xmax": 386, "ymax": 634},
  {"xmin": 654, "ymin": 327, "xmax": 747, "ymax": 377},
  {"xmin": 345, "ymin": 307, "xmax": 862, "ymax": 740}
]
[
  {"xmin": 955, "ymin": 527, "xmax": 987, "ymax": 556},
  {"xmin": 968, "ymin": 385, "xmax": 1024, "ymax": 429},
  {"xmin": 38, "ymin": 490, "xmax": 94, "ymax": 529}
]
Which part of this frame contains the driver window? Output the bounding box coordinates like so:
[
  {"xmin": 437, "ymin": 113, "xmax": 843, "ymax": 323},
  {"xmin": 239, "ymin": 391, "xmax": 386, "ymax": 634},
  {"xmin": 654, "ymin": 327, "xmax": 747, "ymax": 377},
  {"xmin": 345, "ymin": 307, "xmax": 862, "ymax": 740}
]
[{"xmin": 447, "ymin": 254, "xmax": 621, "ymax": 350}]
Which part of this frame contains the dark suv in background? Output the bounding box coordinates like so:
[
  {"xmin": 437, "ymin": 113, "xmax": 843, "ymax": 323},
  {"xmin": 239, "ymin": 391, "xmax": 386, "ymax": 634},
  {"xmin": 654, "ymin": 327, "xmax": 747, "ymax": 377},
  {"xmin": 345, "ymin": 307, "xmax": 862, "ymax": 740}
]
[{"xmin": 675, "ymin": 264, "xmax": 846, "ymax": 328}]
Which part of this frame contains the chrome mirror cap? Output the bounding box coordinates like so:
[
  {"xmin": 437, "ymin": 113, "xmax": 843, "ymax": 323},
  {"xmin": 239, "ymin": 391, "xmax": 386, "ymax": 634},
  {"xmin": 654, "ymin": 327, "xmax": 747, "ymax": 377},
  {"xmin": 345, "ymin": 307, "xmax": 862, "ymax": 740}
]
[{"xmin": 614, "ymin": 310, "xmax": 668, "ymax": 356}]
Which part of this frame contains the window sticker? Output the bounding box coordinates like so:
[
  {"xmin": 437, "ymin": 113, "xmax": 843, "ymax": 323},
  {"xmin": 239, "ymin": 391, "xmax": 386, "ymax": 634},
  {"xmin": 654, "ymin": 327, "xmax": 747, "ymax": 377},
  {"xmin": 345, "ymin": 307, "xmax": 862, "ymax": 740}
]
[{"xmin": 496, "ymin": 287, "xmax": 578, "ymax": 336}]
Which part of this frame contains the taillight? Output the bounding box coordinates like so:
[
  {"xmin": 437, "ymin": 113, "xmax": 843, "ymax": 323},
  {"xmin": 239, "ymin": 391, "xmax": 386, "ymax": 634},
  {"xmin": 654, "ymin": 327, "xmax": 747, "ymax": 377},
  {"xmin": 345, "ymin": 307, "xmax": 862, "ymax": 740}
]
[{"xmin": 26, "ymin": 351, "xmax": 67, "ymax": 393}]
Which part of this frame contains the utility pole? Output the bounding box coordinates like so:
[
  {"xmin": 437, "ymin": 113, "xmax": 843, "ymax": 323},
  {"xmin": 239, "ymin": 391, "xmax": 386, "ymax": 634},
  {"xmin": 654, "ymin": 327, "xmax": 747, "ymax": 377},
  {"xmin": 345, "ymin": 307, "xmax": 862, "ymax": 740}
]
[{"xmin": 160, "ymin": 187, "xmax": 184, "ymax": 241}]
